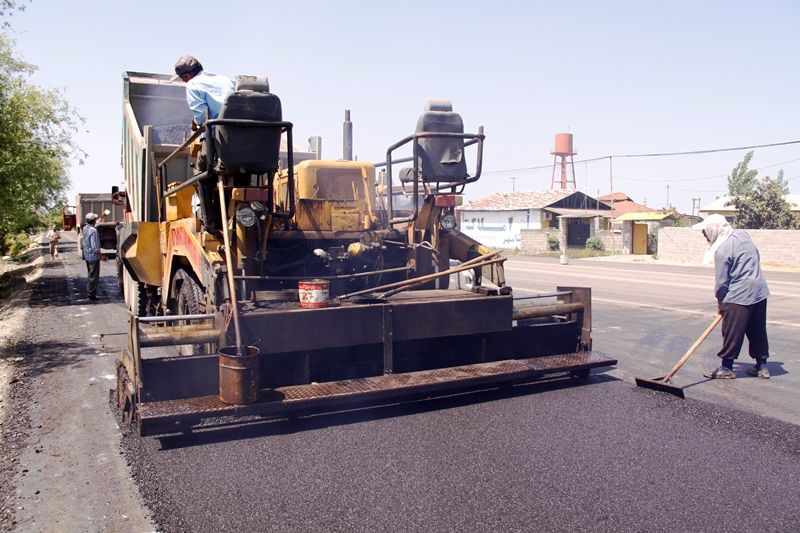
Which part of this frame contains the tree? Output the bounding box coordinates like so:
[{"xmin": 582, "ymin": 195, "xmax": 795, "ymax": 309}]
[
  {"xmin": 730, "ymin": 174, "xmax": 799, "ymax": 229},
  {"xmin": 727, "ymin": 151, "xmax": 758, "ymax": 196},
  {"xmin": 0, "ymin": 1, "xmax": 24, "ymax": 24},
  {"xmin": 0, "ymin": 33, "xmax": 83, "ymax": 251}
]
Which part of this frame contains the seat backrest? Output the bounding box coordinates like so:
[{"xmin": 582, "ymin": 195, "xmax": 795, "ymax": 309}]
[
  {"xmin": 214, "ymin": 75, "xmax": 282, "ymax": 175},
  {"xmin": 414, "ymin": 99, "xmax": 467, "ymax": 182},
  {"xmin": 398, "ymin": 167, "xmax": 415, "ymax": 183}
]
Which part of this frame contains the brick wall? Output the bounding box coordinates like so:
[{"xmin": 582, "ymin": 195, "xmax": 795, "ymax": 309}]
[
  {"xmin": 657, "ymin": 227, "xmax": 800, "ymax": 267},
  {"xmin": 520, "ymin": 229, "xmax": 561, "ymax": 253}
]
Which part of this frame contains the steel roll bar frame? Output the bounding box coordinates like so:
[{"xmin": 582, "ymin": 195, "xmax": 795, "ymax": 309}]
[
  {"xmin": 157, "ymin": 118, "xmax": 296, "ymax": 222},
  {"xmin": 383, "ymin": 129, "xmax": 485, "ymax": 225}
]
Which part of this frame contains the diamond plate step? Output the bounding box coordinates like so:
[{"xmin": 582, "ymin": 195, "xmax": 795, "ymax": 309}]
[{"xmin": 137, "ymin": 351, "xmax": 615, "ymax": 436}]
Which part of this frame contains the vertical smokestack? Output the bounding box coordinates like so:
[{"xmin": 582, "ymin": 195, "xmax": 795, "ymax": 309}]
[{"xmin": 343, "ymin": 109, "xmax": 353, "ymax": 161}]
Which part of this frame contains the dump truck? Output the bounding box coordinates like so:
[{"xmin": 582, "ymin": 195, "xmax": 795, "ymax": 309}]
[
  {"xmin": 64, "ymin": 193, "xmax": 124, "ymax": 252},
  {"xmin": 114, "ymin": 71, "xmax": 615, "ymax": 436}
]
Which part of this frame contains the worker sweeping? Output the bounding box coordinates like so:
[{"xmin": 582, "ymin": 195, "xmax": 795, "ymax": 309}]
[{"xmin": 692, "ymin": 214, "xmax": 770, "ymax": 379}]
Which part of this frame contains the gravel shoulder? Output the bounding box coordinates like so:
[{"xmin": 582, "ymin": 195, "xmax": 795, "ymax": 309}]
[{"xmin": 0, "ymin": 241, "xmax": 153, "ymax": 532}]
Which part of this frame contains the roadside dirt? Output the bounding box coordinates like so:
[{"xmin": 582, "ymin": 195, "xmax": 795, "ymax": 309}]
[
  {"xmin": 0, "ymin": 257, "xmax": 41, "ymax": 530},
  {"xmin": 0, "ymin": 244, "xmax": 154, "ymax": 532}
]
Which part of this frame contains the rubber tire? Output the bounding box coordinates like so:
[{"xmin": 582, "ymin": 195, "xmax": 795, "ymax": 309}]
[
  {"xmin": 176, "ymin": 272, "xmax": 203, "ymax": 316},
  {"xmin": 174, "ymin": 270, "xmax": 208, "ymax": 355},
  {"xmin": 123, "ymin": 268, "xmax": 148, "ymax": 316}
]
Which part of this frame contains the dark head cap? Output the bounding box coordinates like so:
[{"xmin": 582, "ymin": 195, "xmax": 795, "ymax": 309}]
[{"xmin": 174, "ymin": 55, "xmax": 203, "ymax": 77}]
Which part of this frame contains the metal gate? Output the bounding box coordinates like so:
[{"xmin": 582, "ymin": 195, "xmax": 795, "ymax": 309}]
[{"xmin": 567, "ymin": 221, "xmax": 590, "ymax": 247}]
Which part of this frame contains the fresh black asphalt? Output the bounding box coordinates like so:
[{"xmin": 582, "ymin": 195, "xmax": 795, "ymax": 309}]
[{"xmin": 123, "ymin": 375, "xmax": 800, "ymax": 532}]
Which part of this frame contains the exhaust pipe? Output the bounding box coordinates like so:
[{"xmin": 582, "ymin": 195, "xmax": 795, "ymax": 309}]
[{"xmin": 343, "ymin": 109, "xmax": 352, "ymax": 161}]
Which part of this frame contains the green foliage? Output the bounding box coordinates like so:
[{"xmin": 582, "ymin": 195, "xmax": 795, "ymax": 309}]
[
  {"xmin": 0, "ymin": 34, "xmax": 83, "ymax": 253},
  {"xmin": 3, "ymin": 231, "xmax": 30, "ymax": 258},
  {"xmin": 727, "ymin": 151, "xmax": 758, "ymax": 197},
  {"xmin": 730, "ymin": 175, "xmax": 800, "ymax": 229},
  {"xmin": 546, "ymin": 234, "xmax": 560, "ymax": 251},
  {"xmin": 585, "ymin": 236, "xmax": 605, "ymax": 251}
]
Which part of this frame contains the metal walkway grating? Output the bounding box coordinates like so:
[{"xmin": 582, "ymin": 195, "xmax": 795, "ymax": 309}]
[{"xmin": 137, "ymin": 352, "xmax": 616, "ymax": 435}]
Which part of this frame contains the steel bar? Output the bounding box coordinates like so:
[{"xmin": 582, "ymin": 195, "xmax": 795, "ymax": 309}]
[
  {"xmin": 512, "ymin": 302, "xmax": 584, "ymax": 320},
  {"xmin": 138, "ymin": 313, "xmax": 214, "ymax": 323},
  {"xmin": 162, "ymin": 171, "xmax": 208, "ymax": 198},
  {"xmin": 512, "ymin": 291, "xmax": 573, "ymax": 300},
  {"xmin": 339, "ymin": 250, "xmax": 501, "ymax": 300},
  {"xmin": 233, "ymin": 266, "xmax": 413, "ymax": 282},
  {"xmin": 140, "ymin": 329, "xmax": 221, "ymax": 348},
  {"xmin": 218, "ymin": 176, "xmax": 244, "ymax": 354},
  {"xmin": 376, "ymin": 257, "xmax": 505, "ymax": 299}
]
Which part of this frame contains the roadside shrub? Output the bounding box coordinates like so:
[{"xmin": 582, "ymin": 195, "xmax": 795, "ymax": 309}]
[
  {"xmin": 547, "ymin": 235, "xmax": 560, "ymax": 251},
  {"xmin": 585, "ymin": 236, "xmax": 605, "ymax": 251},
  {"xmin": 647, "ymin": 232, "xmax": 658, "ymax": 255},
  {"xmin": 3, "ymin": 232, "xmax": 31, "ymax": 259}
]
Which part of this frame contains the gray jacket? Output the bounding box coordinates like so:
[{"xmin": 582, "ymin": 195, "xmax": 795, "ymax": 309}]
[{"xmin": 714, "ymin": 230, "xmax": 769, "ymax": 305}]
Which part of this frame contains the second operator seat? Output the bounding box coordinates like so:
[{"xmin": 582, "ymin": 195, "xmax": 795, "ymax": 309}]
[
  {"xmin": 414, "ymin": 99, "xmax": 468, "ymax": 183},
  {"xmin": 213, "ymin": 75, "xmax": 283, "ymax": 180}
]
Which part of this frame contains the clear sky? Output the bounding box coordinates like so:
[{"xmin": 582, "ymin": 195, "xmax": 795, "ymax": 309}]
[{"xmin": 7, "ymin": 0, "xmax": 800, "ymax": 214}]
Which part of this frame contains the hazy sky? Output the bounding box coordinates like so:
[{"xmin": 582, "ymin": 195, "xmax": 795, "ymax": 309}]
[{"xmin": 7, "ymin": 0, "xmax": 800, "ymax": 214}]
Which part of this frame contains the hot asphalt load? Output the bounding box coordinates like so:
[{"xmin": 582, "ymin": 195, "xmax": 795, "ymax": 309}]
[{"xmin": 1, "ymin": 244, "xmax": 799, "ymax": 532}]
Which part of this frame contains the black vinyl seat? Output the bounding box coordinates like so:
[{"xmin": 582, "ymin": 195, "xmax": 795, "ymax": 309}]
[
  {"xmin": 214, "ymin": 76, "xmax": 282, "ymax": 176},
  {"xmin": 414, "ymin": 99, "xmax": 467, "ymax": 183}
]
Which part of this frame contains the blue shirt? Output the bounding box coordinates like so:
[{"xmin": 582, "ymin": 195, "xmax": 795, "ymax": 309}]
[
  {"xmin": 714, "ymin": 230, "xmax": 770, "ymax": 305},
  {"xmin": 82, "ymin": 224, "xmax": 100, "ymax": 262},
  {"xmin": 186, "ymin": 71, "xmax": 235, "ymax": 126}
]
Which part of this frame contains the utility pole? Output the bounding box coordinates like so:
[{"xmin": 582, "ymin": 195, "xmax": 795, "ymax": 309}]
[
  {"xmin": 666, "ymin": 184, "xmax": 670, "ymax": 210},
  {"xmin": 510, "ymin": 176, "xmax": 519, "ymax": 192},
  {"xmin": 609, "ymin": 156, "xmax": 614, "ymax": 254},
  {"xmin": 692, "ymin": 198, "xmax": 701, "ymax": 217}
]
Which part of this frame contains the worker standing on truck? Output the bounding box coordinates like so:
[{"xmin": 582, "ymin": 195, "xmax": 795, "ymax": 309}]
[
  {"xmin": 172, "ymin": 55, "xmax": 235, "ymax": 172},
  {"xmin": 693, "ymin": 214, "xmax": 770, "ymax": 379},
  {"xmin": 82, "ymin": 213, "xmax": 101, "ymax": 301}
]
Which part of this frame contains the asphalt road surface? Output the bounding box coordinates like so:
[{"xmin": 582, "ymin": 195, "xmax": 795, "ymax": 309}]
[
  {"xmin": 2, "ymin": 246, "xmax": 798, "ymax": 532},
  {"xmin": 504, "ymin": 256, "xmax": 800, "ymax": 426}
]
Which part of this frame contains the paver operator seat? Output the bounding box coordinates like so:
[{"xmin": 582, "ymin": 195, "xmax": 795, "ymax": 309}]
[
  {"xmin": 414, "ymin": 98, "xmax": 467, "ymax": 183},
  {"xmin": 199, "ymin": 76, "xmax": 283, "ymax": 231},
  {"xmin": 214, "ymin": 75, "xmax": 283, "ymax": 178}
]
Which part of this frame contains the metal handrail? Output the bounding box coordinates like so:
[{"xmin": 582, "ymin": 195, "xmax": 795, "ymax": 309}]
[{"xmin": 384, "ymin": 129, "xmax": 484, "ymax": 225}]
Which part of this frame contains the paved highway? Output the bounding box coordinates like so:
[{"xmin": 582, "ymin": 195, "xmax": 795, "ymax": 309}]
[
  {"xmin": 119, "ymin": 256, "xmax": 799, "ymax": 532},
  {"xmin": 5, "ymin": 247, "xmax": 799, "ymax": 532},
  {"xmin": 504, "ymin": 256, "xmax": 800, "ymax": 426}
]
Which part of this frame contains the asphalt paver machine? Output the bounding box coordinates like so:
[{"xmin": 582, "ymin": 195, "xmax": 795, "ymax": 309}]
[{"xmin": 114, "ymin": 72, "xmax": 615, "ymax": 436}]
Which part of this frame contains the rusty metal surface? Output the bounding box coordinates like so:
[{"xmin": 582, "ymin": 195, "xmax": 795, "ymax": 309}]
[
  {"xmin": 139, "ymin": 328, "xmax": 220, "ymax": 348},
  {"xmin": 218, "ymin": 346, "xmax": 260, "ymax": 405},
  {"xmin": 137, "ymin": 351, "xmax": 616, "ymax": 435},
  {"xmin": 239, "ymin": 291, "xmax": 512, "ymax": 354}
]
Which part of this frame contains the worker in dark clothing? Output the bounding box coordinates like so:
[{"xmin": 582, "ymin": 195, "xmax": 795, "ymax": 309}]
[
  {"xmin": 693, "ymin": 214, "xmax": 770, "ymax": 379},
  {"xmin": 82, "ymin": 213, "xmax": 101, "ymax": 301}
]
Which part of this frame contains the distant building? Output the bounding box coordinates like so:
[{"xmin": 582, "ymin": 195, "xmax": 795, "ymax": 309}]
[
  {"xmin": 460, "ymin": 189, "xmax": 611, "ymax": 248},
  {"xmin": 597, "ymin": 192, "xmax": 652, "ymax": 217},
  {"xmin": 700, "ymin": 194, "xmax": 800, "ymax": 222}
]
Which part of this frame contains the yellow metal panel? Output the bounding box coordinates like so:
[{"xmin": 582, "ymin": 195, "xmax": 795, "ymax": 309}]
[
  {"xmin": 295, "ymin": 200, "xmax": 330, "ymax": 231},
  {"xmin": 278, "ymin": 160, "xmax": 377, "ymax": 231},
  {"xmin": 330, "ymin": 202, "xmax": 363, "ymax": 231},
  {"xmin": 125, "ymin": 222, "xmax": 162, "ymax": 286},
  {"xmin": 165, "ymin": 182, "xmax": 195, "ymax": 221}
]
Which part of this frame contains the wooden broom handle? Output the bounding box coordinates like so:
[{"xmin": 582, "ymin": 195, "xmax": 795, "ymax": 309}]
[{"xmin": 664, "ymin": 314, "xmax": 723, "ymax": 381}]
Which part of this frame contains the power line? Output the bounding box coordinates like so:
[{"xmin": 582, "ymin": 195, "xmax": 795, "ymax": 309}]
[
  {"xmin": 483, "ymin": 139, "xmax": 800, "ymax": 175},
  {"xmin": 610, "ymin": 139, "xmax": 800, "ymax": 158}
]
